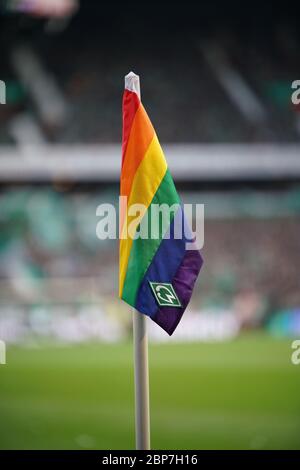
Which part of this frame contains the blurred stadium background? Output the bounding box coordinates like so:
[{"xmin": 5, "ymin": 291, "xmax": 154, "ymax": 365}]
[{"xmin": 0, "ymin": 0, "xmax": 300, "ymax": 449}]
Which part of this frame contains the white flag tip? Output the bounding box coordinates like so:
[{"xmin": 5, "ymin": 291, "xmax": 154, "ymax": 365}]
[{"xmin": 125, "ymin": 71, "xmax": 141, "ymax": 99}]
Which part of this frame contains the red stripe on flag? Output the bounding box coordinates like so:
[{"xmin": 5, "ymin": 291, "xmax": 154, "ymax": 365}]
[{"xmin": 121, "ymin": 90, "xmax": 140, "ymax": 168}]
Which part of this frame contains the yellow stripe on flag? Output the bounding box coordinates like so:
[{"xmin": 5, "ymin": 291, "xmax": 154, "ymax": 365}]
[{"xmin": 119, "ymin": 134, "xmax": 167, "ymax": 296}]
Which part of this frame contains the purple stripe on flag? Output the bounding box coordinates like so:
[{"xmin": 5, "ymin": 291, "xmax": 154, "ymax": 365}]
[{"xmin": 153, "ymin": 248, "xmax": 203, "ymax": 335}]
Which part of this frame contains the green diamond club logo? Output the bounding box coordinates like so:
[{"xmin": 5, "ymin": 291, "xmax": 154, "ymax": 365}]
[{"xmin": 149, "ymin": 281, "xmax": 182, "ymax": 308}]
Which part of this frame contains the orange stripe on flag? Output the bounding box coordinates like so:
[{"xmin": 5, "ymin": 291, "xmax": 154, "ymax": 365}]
[
  {"xmin": 119, "ymin": 103, "xmax": 154, "ymax": 234},
  {"xmin": 120, "ymin": 104, "xmax": 154, "ymax": 200}
]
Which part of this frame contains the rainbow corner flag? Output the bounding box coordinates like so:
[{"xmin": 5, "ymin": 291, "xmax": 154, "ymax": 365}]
[{"xmin": 119, "ymin": 72, "xmax": 203, "ymax": 335}]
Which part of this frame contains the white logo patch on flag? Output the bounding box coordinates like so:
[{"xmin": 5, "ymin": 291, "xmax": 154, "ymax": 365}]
[{"xmin": 149, "ymin": 281, "xmax": 181, "ymax": 308}]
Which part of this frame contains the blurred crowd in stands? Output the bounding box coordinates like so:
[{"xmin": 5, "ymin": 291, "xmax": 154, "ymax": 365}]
[
  {"xmin": 0, "ymin": 187, "xmax": 299, "ymax": 342},
  {"xmin": 0, "ymin": 1, "xmax": 300, "ymax": 342},
  {"xmin": 0, "ymin": 1, "xmax": 300, "ymax": 143}
]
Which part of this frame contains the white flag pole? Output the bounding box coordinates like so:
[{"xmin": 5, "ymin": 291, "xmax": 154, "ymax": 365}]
[
  {"xmin": 124, "ymin": 71, "xmax": 150, "ymax": 450},
  {"xmin": 132, "ymin": 308, "xmax": 151, "ymax": 450}
]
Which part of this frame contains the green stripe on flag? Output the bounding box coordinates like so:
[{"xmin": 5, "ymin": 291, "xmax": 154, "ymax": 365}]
[{"xmin": 122, "ymin": 169, "xmax": 180, "ymax": 306}]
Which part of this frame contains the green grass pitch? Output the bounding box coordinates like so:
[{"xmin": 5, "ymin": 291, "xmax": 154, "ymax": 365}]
[{"xmin": 0, "ymin": 333, "xmax": 299, "ymax": 449}]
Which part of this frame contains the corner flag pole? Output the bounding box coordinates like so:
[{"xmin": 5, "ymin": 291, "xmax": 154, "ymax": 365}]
[
  {"xmin": 133, "ymin": 308, "xmax": 151, "ymax": 450},
  {"xmin": 125, "ymin": 72, "xmax": 150, "ymax": 450}
]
